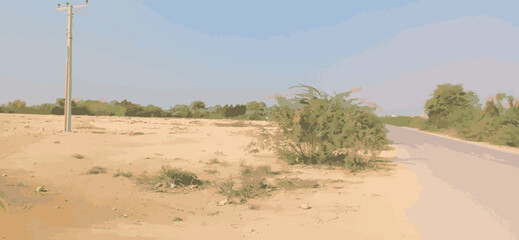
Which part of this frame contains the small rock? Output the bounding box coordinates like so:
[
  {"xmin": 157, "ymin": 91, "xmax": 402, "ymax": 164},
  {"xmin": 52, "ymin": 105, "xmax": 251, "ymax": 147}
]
[
  {"xmin": 300, "ymin": 203, "xmax": 311, "ymax": 210},
  {"xmin": 55, "ymin": 206, "xmax": 60, "ymax": 209},
  {"xmin": 1, "ymin": 174, "xmax": 7, "ymax": 177},
  {"xmin": 112, "ymin": 208, "xmax": 117, "ymax": 211},
  {"xmin": 170, "ymin": 183, "xmax": 175, "ymax": 188},
  {"xmin": 54, "ymin": 141, "xmax": 60, "ymax": 144},
  {"xmin": 122, "ymin": 214, "xmax": 128, "ymax": 218},
  {"xmin": 217, "ymin": 199, "xmax": 228, "ymax": 206},
  {"xmin": 154, "ymin": 182, "xmax": 163, "ymax": 188},
  {"xmin": 36, "ymin": 185, "xmax": 47, "ymax": 192}
]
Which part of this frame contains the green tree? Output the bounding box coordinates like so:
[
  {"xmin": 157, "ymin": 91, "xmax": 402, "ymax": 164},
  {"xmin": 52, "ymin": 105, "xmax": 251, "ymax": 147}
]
[
  {"xmin": 6, "ymin": 100, "xmax": 27, "ymax": 113},
  {"xmin": 245, "ymin": 101, "xmax": 267, "ymax": 120},
  {"xmin": 424, "ymin": 84, "xmax": 480, "ymax": 130},
  {"xmin": 189, "ymin": 101, "xmax": 206, "ymax": 111},
  {"xmin": 271, "ymin": 85, "xmax": 388, "ymax": 169},
  {"xmin": 171, "ymin": 104, "xmax": 192, "ymax": 118},
  {"xmin": 221, "ymin": 104, "xmax": 247, "ymax": 118}
]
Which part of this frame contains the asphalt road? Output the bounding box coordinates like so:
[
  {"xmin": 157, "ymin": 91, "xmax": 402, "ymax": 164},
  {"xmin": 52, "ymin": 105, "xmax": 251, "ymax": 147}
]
[{"xmin": 387, "ymin": 125, "xmax": 519, "ymax": 240}]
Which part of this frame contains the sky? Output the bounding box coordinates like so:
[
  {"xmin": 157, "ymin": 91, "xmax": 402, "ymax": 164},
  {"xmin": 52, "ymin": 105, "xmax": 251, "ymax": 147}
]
[{"xmin": 1, "ymin": 0, "xmax": 519, "ymax": 115}]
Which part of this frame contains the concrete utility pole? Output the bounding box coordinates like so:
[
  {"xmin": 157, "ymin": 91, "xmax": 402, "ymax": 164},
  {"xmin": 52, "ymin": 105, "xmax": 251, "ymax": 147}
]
[{"xmin": 57, "ymin": 1, "xmax": 88, "ymax": 132}]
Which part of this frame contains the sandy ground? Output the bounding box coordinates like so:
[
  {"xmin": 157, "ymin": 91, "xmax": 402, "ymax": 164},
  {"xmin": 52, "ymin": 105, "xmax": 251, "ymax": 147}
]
[{"xmin": 0, "ymin": 113, "xmax": 420, "ymax": 240}]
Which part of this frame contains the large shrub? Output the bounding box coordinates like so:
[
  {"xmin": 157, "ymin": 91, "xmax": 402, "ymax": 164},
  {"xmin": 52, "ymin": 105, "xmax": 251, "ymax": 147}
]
[
  {"xmin": 424, "ymin": 84, "xmax": 480, "ymax": 131},
  {"xmin": 270, "ymin": 85, "xmax": 387, "ymax": 168}
]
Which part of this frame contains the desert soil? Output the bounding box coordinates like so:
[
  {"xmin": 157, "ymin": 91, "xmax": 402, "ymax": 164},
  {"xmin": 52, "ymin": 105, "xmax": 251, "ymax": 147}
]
[{"xmin": 0, "ymin": 113, "xmax": 420, "ymax": 240}]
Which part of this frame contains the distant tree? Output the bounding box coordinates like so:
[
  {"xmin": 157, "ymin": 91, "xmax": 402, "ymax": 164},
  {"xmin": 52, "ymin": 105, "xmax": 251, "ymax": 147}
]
[
  {"xmin": 56, "ymin": 98, "xmax": 65, "ymax": 107},
  {"xmin": 221, "ymin": 104, "xmax": 247, "ymax": 118},
  {"xmin": 50, "ymin": 99, "xmax": 92, "ymax": 115},
  {"xmin": 5, "ymin": 100, "xmax": 27, "ymax": 113},
  {"xmin": 424, "ymin": 84, "xmax": 480, "ymax": 129},
  {"xmin": 245, "ymin": 101, "xmax": 267, "ymax": 120},
  {"xmin": 171, "ymin": 104, "xmax": 192, "ymax": 118},
  {"xmin": 245, "ymin": 101, "xmax": 266, "ymax": 111},
  {"xmin": 189, "ymin": 101, "xmax": 206, "ymax": 111}
]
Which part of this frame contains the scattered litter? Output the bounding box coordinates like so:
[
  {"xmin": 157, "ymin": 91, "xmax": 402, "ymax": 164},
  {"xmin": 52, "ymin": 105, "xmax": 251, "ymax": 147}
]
[
  {"xmin": 217, "ymin": 199, "xmax": 228, "ymax": 206},
  {"xmin": 36, "ymin": 186, "xmax": 47, "ymax": 192},
  {"xmin": 300, "ymin": 203, "xmax": 311, "ymax": 210}
]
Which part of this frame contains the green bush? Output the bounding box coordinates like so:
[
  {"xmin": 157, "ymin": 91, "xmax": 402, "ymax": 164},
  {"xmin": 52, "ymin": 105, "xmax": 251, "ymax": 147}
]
[
  {"xmin": 157, "ymin": 166, "xmax": 203, "ymax": 187},
  {"xmin": 424, "ymin": 84, "xmax": 480, "ymax": 131},
  {"xmin": 270, "ymin": 85, "xmax": 388, "ymax": 169},
  {"xmin": 218, "ymin": 165, "xmax": 276, "ymax": 201}
]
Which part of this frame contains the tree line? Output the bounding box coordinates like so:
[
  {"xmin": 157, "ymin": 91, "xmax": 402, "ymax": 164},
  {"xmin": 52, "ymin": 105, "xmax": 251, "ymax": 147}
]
[
  {"xmin": 383, "ymin": 83, "xmax": 519, "ymax": 147},
  {"xmin": 0, "ymin": 98, "xmax": 271, "ymax": 120}
]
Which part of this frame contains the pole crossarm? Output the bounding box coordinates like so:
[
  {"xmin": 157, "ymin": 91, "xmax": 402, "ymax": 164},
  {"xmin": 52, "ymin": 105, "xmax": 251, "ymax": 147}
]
[{"xmin": 57, "ymin": 4, "xmax": 87, "ymax": 12}]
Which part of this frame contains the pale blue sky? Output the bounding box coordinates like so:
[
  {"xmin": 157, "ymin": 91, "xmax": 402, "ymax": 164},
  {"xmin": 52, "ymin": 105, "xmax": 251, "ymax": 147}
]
[{"xmin": 1, "ymin": 0, "xmax": 518, "ymax": 115}]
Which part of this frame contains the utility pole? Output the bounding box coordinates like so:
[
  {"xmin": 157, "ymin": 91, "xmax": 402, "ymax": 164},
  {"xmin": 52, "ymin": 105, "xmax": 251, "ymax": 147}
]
[{"xmin": 57, "ymin": 1, "xmax": 88, "ymax": 132}]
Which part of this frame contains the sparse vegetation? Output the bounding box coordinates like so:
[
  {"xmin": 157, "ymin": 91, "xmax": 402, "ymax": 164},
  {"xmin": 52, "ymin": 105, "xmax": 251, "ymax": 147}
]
[
  {"xmin": 275, "ymin": 178, "xmax": 320, "ymax": 190},
  {"xmin": 249, "ymin": 204, "xmax": 260, "ymax": 210},
  {"xmin": 214, "ymin": 121, "xmax": 247, "ymax": 127},
  {"xmin": 0, "ymin": 201, "xmax": 5, "ymax": 212},
  {"xmin": 72, "ymin": 154, "xmax": 85, "ymax": 159},
  {"xmin": 218, "ymin": 165, "xmax": 278, "ymax": 202},
  {"xmin": 207, "ymin": 158, "xmax": 221, "ymax": 165},
  {"xmin": 129, "ymin": 131, "xmax": 145, "ymax": 136},
  {"xmin": 86, "ymin": 166, "xmax": 107, "ymax": 175},
  {"xmin": 218, "ymin": 165, "xmax": 322, "ymax": 203},
  {"xmin": 0, "ymin": 189, "xmax": 6, "ymax": 211},
  {"xmin": 204, "ymin": 169, "xmax": 218, "ymax": 174},
  {"xmin": 113, "ymin": 170, "xmax": 133, "ymax": 178},
  {"xmin": 241, "ymin": 165, "xmax": 280, "ymax": 176},
  {"xmin": 137, "ymin": 166, "xmax": 207, "ymax": 190}
]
